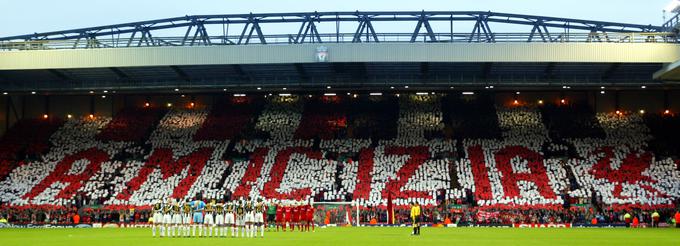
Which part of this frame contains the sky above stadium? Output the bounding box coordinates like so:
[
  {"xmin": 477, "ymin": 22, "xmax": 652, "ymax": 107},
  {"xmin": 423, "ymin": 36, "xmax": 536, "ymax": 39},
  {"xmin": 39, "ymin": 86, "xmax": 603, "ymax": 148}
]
[{"xmin": 0, "ymin": 0, "xmax": 673, "ymax": 37}]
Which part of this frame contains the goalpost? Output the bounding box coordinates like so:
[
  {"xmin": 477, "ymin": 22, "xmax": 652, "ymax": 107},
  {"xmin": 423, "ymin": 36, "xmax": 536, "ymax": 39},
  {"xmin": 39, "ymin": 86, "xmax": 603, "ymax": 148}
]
[{"xmin": 311, "ymin": 201, "xmax": 360, "ymax": 226}]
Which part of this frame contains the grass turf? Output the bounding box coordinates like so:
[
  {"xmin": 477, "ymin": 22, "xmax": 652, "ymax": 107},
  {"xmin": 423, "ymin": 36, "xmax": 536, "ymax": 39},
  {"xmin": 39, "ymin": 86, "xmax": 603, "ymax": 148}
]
[{"xmin": 1, "ymin": 226, "xmax": 678, "ymax": 246}]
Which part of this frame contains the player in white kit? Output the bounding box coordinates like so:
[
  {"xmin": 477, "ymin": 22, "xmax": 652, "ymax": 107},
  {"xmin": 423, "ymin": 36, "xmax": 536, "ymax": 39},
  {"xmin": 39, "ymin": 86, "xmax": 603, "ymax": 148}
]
[
  {"xmin": 225, "ymin": 201, "xmax": 236, "ymax": 237},
  {"xmin": 170, "ymin": 199, "xmax": 182, "ymax": 237},
  {"xmin": 235, "ymin": 200, "xmax": 246, "ymax": 238},
  {"xmin": 162, "ymin": 197, "xmax": 173, "ymax": 237},
  {"xmin": 151, "ymin": 199, "xmax": 164, "ymax": 237},
  {"xmin": 215, "ymin": 199, "xmax": 226, "ymax": 237},
  {"xmin": 254, "ymin": 198, "xmax": 266, "ymax": 238},
  {"xmin": 244, "ymin": 197, "xmax": 255, "ymax": 238},
  {"xmin": 204, "ymin": 199, "xmax": 216, "ymax": 237},
  {"xmin": 181, "ymin": 198, "xmax": 192, "ymax": 237}
]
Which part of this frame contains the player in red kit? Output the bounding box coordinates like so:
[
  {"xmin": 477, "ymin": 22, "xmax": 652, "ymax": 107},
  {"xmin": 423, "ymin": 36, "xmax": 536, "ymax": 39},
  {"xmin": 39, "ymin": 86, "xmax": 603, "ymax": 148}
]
[
  {"xmin": 298, "ymin": 203, "xmax": 307, "ymax": 231},
  {"xmin": 291, "ymin": 203, "xmax": 299, "ymax": 232},
  {"xmin": 284, "ymin": 203, "xmax": 292, "ymax": 232},
  {"xmin": 306, "ymin": 202, "xmax": 315, "ymax": 232},
  {"xmin": 275, "ymin": 203, "xmax": 284, "ymax": 232}
]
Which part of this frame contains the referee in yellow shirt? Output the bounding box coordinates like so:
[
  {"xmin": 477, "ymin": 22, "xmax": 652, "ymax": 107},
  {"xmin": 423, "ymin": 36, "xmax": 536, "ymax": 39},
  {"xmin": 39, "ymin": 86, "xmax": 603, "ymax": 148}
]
[{"xmin": 410, "ymin": 202, "xmax": 421, "ymax": 236}]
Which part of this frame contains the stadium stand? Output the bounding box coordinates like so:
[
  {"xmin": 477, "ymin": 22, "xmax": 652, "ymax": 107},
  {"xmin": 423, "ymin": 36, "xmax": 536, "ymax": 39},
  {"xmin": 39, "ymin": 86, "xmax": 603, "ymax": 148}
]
[{"xmin": 0, "ymin": 94, "xmax": 679, "ymax": 225}]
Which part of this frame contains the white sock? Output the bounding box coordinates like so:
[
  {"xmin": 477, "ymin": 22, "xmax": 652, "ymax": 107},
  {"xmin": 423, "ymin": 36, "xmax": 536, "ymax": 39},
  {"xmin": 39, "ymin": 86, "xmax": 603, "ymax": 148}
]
[
  {"xmin": 160, "ymin": 225, "xmax": 165, "ymax": 237},
  {"xmin": 260, "ymin": 225, "xmax": 264, "ymax": 237},
  {"xmin": 152, "ymin": 225, "xmax": 157, "ymax": 237},
  {"xmin": 192, "ymin": 225, "xmax": 196, "ymax": 237}
]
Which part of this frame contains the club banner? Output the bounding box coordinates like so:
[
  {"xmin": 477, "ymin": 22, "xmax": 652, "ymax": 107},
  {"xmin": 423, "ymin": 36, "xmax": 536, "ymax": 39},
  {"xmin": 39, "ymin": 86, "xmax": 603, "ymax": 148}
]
[
  {"xmin": 5, "ymin": 224, "xmax": 93, "ymax": 229},
  {"xmin": 513, "ymin": 223, "xmax": 571, "ymax": 228},
  {"xmin": 571, "ymin": 223, "xmax": 630, "ymax": 228}
]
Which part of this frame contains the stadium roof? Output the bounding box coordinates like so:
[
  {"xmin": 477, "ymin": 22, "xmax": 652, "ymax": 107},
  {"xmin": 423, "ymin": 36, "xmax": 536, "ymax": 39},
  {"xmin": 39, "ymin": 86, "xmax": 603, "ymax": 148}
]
[{"xmin": 0, "ymin": 11, "xmax": 677, "ymax": 93}]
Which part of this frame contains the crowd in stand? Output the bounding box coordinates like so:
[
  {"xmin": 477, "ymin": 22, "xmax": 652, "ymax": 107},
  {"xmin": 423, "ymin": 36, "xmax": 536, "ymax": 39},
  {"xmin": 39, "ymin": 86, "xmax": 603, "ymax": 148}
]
[{"xmin": 0, "ymin": 94, "xmax": 679, "ymax": 226}]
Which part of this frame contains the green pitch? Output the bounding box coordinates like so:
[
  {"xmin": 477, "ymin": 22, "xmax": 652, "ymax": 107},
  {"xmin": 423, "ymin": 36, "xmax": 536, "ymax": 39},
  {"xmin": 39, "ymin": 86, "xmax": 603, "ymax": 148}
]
[{"xmin": 1, "ymin": 227, "xmax": 678, "ymax": 246}]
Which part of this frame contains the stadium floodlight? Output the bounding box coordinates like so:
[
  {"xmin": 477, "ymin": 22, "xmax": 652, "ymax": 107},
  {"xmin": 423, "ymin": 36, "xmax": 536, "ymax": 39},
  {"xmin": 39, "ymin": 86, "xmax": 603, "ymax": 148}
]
[
  {"xmin": 324, "ymin": 93, "xmax": 337, "ymax": 96},
  {"xmin": 462, "ymin": 92, "xmax": 474, "ymax": 95},
  {"xmin": 415, "ymin": 92, "xmax": 428, "ymax": 95},
  {"xmin": 489, "ymin": 85, "xmax": 494, "ymax": 89},
  {"xmin": 641, "ymin": 85, "xmax": 647, "ymax": 89},
  {"xmin": 369, "ymin": 93, "xmax": 382, "ymax": 96},
  {"xmin": 89, "ymin": 91, "xmax": 94, "ymax": 94},
  {"xmin": 327, "ymin": 86, "xmax": 332, "ymax": 89},
  {"xmin": 31, "ymin": 91, "xmax": 36, "ymax": 95},
  {"xmin": 222, "ymin": 88, "xmax": 227, "ymax": 91},
  {"xmin": 67, "ymin": 114, "xmax": 72, "ymax": 119},
  {"xmin": 257, "ymin": 87, "xmax": 262, "ymax": 90},
  {"xmin": 174, "ymin": 88, "xmax": 179, "ymax": 92},
  {"xmin": 515, "ymin": 91, "xmax": 520, "ymax": 95},
  {"xmin": 404, "ymin": 86, "xmax": 409, "ymax": 89},
  {"xmin": 101, "ymin": 95, "xmax": 106, "ymax": 98},
  {"xmin": 601, "ymin": 86, "xmax": 606, "ymax": 89},
  {"xmin": 282, "ymin": 87, "xmax": 287, "ymax": 90},
  {"xmin": 665, "ymin": 0, "xmax": 680, "ymax": 13},
  {"xmin": 234, "ymin": 94, "xmax": 246, "ymax": 97},
  {"xmin": 2, "ymin": 92, "xmax": 7, "ymax": 95},
  {"xmin": 390, "ymin": 86, "xmax": 395, "ymax": 89},
  {"xmin": 279, "ymin": 93, "xmax": 292, "ymax": 97},
  {"xmin": 601, "ymin": 91, "xmax": 605, "ymax": 94},
  {"xmin": 639, "ymin": 109, "xmax": 646, "ymax": 114}
]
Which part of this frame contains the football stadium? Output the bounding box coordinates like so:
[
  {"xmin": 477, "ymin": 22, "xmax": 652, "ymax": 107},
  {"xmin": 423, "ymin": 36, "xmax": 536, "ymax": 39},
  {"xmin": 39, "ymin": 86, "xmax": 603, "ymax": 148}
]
[{"xmin": 0, "ymin": 0, "xmax": 679, "ymax": 245}]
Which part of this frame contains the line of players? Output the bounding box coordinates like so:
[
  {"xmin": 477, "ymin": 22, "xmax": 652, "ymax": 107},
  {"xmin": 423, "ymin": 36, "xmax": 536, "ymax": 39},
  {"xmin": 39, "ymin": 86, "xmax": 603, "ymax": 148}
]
[
  {"xmin": 151, "ymin": 196, "xmax": 266, "ymax": 238},
  {"xmin": 274, "ymin": 200, "xmax": 315, "ymax": 232},
  {"xmin": 151, "ymin": 195, "xmax": 316, "ymax": 238}
]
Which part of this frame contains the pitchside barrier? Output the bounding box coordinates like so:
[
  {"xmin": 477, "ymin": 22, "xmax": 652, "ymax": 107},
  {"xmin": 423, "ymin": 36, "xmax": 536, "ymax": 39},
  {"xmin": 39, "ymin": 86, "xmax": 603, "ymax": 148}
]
[{"xmin": 0, "ymin": 222, "xmax": 673, "ymax": 229}]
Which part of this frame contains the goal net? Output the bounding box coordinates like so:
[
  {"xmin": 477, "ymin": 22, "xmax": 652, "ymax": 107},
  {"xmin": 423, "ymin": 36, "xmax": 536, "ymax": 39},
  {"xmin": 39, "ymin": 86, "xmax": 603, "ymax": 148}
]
[{"xmin": 311, "ymin": 201, "xmax": 360, "ymax": 226}]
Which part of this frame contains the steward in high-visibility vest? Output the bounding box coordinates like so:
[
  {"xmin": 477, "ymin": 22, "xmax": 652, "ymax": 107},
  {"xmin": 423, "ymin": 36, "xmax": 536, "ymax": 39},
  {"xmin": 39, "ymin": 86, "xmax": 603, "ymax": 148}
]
[
  {"xmin": 651, "ymin": 211, "xmax": 660, "ymax": 228},
  {"xmin": 624, "ymin": 212, "xmax": 632, "ymax": 227}
]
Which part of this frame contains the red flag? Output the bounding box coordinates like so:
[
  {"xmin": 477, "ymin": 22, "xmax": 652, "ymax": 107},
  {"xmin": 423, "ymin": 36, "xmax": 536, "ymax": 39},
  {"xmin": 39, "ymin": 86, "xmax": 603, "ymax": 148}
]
[{"xmin": 387, "ymin": 192, "xmax": 394, "ymax": 224}]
